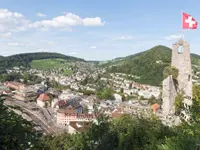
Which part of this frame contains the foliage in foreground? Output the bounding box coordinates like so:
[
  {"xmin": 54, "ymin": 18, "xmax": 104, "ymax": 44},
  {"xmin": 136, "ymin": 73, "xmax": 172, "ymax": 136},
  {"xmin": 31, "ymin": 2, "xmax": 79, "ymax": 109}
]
[
  {"xmin": 0, "ymin": 96, "xmax": 39, "ymax": 150},
  {"xmin": 2, "ymin": 84, "xmax": 200, "ymax": 150},
  {"xmin": 34, "ymin": 114, "xmax": 200, "ymax": 150}
]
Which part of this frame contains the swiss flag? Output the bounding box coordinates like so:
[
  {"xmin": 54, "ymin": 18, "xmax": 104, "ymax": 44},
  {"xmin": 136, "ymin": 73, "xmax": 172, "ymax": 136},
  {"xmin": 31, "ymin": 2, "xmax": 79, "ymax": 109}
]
[{"xmin": 182, "ymin": 12, "xmax": 198, "ymax": 29}]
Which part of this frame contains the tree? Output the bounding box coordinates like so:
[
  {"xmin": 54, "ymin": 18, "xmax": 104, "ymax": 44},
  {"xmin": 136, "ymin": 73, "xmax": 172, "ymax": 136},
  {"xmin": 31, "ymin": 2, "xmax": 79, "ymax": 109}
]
[
  {"xmin": 157, "ymin": 136, "xmax": 196, "ymax": 150},
  {"xmin": 80, "ymin": 76, "xmax": 89, "ymax": 86},
  {"xmin": 191, "ymin": 85, "xmax": 200, "ymax": 122},
  {"xmin": 191, "ymin": 98, "xmax": 200, "ymax": 123},
  {"xmin": 140, "ymin": 96, "xmax": 145, "ymax": 100},
  {"xmin": 82, "ymin": 90, "xmax": 95, "ymax": 96},
  {"xmin": 193, "ymin": 84, "xmax": 200, "ymax": 101},
  {"xmin": 23, "ymin": 77, "xmax": 28, "ymax": 84},
  {"xmin": 148, "ymin": 95, "xmax": 160, "ymax": 105},
  {"xmin": 0, "ymin": 96, "xmax": 39, "ymax": 149},
  {"xmin": 121, "ymin": 94, "xmax": 126, "ymax": 102},
  {"xmin": 97, "ymin": 88, "xmax": 115, "ymax": 100},
  {"xmin": 83, "ymin": 105, "xmax": 88, "ymax": 113},
  {"xmin": 36, "ymin": 112, "xmax": 200, "ymax": 150},
  {"xmin": 128, "ymin": 83, "xmax": 132, "ymax": 89},
  {"xmin": 120, "ymin": 88, "xmax": 124, "ymax": 93},
  {"xmin": 163, "ymin": 66, "xmax": 179, "ymax": 80},
  {"xmin": 174, "ymin": 94, "xmax": 184, "ymax": 115}
]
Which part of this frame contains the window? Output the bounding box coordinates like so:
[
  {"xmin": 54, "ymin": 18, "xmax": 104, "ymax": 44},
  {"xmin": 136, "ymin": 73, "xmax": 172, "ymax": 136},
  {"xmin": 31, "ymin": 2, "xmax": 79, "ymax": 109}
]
[{"xmin": 178, "ymin": 45, "xmax": 184, "ymax": 54}]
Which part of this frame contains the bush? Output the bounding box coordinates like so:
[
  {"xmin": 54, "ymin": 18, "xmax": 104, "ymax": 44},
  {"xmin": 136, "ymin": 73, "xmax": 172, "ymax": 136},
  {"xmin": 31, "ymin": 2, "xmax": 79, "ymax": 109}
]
[{"xmin": 163, "ymin": 66, "xmax": 179, "ymax": 80}]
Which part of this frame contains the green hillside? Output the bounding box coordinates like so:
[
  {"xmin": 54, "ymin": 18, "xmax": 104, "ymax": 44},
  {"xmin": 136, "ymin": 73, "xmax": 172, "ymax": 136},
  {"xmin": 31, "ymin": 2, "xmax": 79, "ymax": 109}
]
[
  {"xmin": 103, "ymin": 45, "xmax": 200, "ymax": 86},
  {"xmin": 31, "ymin": 59, "xmax": 73, "ymax": 74},
  {"xmin": 0, "ymin": 52, "xmax": 84, "ymax": 70}
]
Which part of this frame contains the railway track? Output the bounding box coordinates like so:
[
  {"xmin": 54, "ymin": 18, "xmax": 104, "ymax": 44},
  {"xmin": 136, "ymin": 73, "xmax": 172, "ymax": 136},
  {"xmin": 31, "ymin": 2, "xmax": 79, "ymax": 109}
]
[{"xmin": 4, "ymin": 99, "xmax": 56, "ymax": 134}]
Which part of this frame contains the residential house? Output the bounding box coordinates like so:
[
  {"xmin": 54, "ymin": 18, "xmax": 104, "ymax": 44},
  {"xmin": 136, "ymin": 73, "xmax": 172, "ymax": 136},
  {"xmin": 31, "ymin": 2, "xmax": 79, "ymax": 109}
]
[
  {"xmin": 151, "ymin": 103, "xmax": 160, "ymax": 113},
  {"xmin": 113, "ymin": 93, "xmax": 122, "ymax": 103},
  {"xmin": 67, "ymin": 96, "xmax": 83, "ymax": 113},
  {"xmin": 52, "ymin": 99, "xmax": 67, "ymax": 111},
  {"xmin": 37, "ymin": 93, "xmax": 50, "ymax": 107}
]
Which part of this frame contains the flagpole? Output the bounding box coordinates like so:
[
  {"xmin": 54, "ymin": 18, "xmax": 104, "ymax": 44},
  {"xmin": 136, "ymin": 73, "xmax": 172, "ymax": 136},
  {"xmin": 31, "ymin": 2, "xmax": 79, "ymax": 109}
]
[{"xmin": 181, "ymin": 10, "xmax": 184, "ymax": 40}]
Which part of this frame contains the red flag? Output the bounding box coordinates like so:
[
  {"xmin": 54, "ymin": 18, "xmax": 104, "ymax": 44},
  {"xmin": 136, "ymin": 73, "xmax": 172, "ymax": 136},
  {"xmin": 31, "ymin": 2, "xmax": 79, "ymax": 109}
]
[{"xmin": 182, "ymin": 12, "xmax": 198, "ymax": 29}]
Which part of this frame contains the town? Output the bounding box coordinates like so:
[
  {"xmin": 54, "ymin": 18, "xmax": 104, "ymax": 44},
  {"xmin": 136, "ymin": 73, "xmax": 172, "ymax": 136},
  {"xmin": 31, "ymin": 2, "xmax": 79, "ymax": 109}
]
[
  {"xmin": 1, "ymin": 1, "xmax": 200, "ymax": 149},
  {"xmin": 0, "ymin": 61, "xmax": 162, "ymax": 135},
  {"xmin": 1, "ymin": 38, "xmax": 200, "ymax": 140}
]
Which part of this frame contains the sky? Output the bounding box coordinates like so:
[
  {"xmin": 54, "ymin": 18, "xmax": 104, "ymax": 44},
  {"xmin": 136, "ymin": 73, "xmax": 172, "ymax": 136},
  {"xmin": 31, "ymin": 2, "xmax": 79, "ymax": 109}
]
[{"xmin": 0, "ymin": 0, "xmax": 200, "ymax": 61}]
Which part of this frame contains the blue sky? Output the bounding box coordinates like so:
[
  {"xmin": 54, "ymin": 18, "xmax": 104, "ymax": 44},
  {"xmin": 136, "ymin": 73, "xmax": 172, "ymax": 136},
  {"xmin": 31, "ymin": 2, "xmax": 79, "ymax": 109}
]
[{"xmin": 0, "ymin": 0, "xmax": 199, "ymax": 60}]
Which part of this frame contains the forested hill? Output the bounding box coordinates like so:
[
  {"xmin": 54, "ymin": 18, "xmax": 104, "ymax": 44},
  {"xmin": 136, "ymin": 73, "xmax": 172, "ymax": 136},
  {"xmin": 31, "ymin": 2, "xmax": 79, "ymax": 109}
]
[
  {"xmin": 0, "ymin": 52, "xmax": 85, "ymax": 69},
  {"xmin": 102, "ymin": 45, "xmax": 200, "ymax": 86}
]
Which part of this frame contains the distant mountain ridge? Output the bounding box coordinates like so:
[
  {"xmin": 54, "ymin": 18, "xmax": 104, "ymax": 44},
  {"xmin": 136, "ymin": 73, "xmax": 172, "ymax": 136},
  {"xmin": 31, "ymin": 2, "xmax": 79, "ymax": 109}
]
[
  {"xmin": 0, "ymin": 52, "xmax": 85, "ymax": 70},
  {"xmin": 102, "ymin": 45, "xmax": 200, "ymax": 86}
]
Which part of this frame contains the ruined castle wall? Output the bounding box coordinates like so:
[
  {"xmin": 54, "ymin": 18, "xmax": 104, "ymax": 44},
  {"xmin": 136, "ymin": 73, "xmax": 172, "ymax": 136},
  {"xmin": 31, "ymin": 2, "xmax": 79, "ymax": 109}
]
[{"xmin": 162, "ymin": 75, "xmax": 177, "ymax": 115}]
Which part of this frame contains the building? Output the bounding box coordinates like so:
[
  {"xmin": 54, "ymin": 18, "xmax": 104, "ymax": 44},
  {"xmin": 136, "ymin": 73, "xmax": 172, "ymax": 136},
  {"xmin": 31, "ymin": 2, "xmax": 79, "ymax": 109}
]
[
  {"xmin": 4, "ymin": 81, "xmax": 37, "ymax": 100},
  {"xmin": 56, "ymin": 106, "xmax": 94, "ymax": 125},
  {"xmin": 14, "ymin": 87, "xmax": 37, "ymax": 101},
  {"xmin": 68, "ymin": 122, "xmax": 92, "ymax": 134},
  {"xmin": 52, "ymin": 99, "xmax": 67, "ymax": 111},
  {"xmin": 67, "ymin": 96, "xmax": 83, "ymax": 113},
  {"xmin": 113, "ymin": 94, "xmax": 122, "ymax": 103},
  {"xmin": 58, "ymin": 92, "xmax": 74, "ymax": 101},
  {"xmin": 37, "ymin": 93, "xmax": 49, "ymax": 107},
  {"xmin": 4, "ymin": 81, "xmax": 26, "ymax": 91},
  {"xmin": 151, "ymin": 103, "xmax": 160, "ymax": 113}
]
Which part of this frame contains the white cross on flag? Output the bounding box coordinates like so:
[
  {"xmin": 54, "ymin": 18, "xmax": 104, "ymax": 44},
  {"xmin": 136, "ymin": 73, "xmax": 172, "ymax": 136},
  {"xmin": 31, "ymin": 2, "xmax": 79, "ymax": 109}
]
[{"xmin": 182, "ymin": 12, "xmax": 198, "ymax": 29}]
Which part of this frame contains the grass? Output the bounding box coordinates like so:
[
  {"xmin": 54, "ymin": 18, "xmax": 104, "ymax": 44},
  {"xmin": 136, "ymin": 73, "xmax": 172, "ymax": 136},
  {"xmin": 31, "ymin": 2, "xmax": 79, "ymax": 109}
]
[
  {"xmin": 31, "ymin": 59, "xmax": 70, "ymax": 70},
  {"xmin": 63, "ymin": 69, "xmax": 73, "ymax": 76}
]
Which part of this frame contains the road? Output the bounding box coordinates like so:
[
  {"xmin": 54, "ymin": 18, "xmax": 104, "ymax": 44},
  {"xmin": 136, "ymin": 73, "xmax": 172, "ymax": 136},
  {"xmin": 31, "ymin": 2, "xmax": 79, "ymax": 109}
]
[{"xmin": 4, "ymin": 99, "xmax": 56, "ymax": 134}]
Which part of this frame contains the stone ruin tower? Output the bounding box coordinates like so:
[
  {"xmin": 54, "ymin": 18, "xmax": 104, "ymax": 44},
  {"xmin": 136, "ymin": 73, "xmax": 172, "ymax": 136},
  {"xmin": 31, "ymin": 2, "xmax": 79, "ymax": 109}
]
[
  {"xmin": 171, "ymin": 39, "xmax": 193, "ymax": 106},
  {"xmin": 162, "ymin": 39, "xmax": 192, "ymax": 121}
]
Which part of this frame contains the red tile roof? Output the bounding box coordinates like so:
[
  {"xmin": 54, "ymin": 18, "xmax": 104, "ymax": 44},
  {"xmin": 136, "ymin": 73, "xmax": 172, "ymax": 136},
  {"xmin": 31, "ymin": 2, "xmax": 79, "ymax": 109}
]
[
  {"xmin": 38, "ymin": 93, "xmax": 49, "ymax": 101},
  {"xmin": 151, "ymin": 103, "xmax": 160, "ymax": 112}
]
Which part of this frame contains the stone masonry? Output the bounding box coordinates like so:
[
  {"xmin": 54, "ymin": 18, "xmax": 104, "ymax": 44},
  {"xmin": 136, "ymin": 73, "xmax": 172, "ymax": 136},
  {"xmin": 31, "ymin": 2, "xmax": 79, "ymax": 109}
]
[
  {"xmin": 162, "ymin": 75, "xmax": 177, "ymax": 115},
  {"xmin": 171, "ymin": 39, "xmax": 192, "ymax": 107},
  {"xmin": 162, "ymin": 39, "xmax": 192, "ymax": 122}
]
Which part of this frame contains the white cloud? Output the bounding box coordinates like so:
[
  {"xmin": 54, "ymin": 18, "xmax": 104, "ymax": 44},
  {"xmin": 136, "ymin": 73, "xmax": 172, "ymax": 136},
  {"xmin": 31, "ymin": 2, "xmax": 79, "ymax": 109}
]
[
  {"xmin": 0, "ymin": 9, "xmax": 30, "ymax": 34},
  {"xmin": 83, "ymin": 17, "xmax": 104, "ymax": 26},
  {"xmin": 0, "ymin": 9, "xmax": 104, "ymax": 35},
  {"xmin": 114, "ymin": 36, "xmax": 133, "ymax": 40},
  {"xmin": 37, "ymin": 12, "xmax": 46, "ymax": 17},
  {"xmin": 47, "ymin": 41, "xmax": 56, "ymax": 46},
  {"xmin": 164, "ymin": 34, "xmax": 184, "ymax": 40},
  {"xmin": 7, "ymin": 42, "xmax": 24, "ymax": 47},
  {"xmin": 13, "ymin": 12, "xmax": 23, "ymax": 18},
  {"xmin": 0, "ymin": 32, "xmax": 11, "ymax": 38},
  {"xmin": 69, "ymin": 52, "xmax": 77, "ymax": 55},
  {"xmin": 35, "ymin": 48, "xmax": 49, "ymax": 52},
  {"xmin": 29, "ymin": 13, "xmax": 104, "ymax": 29},
  {"xmin": 90, "ymin": 46, "xmax": 97, "ymax": 49}
]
